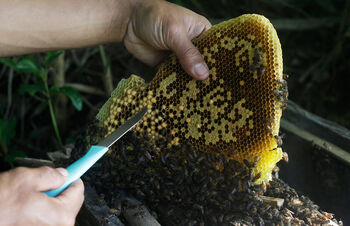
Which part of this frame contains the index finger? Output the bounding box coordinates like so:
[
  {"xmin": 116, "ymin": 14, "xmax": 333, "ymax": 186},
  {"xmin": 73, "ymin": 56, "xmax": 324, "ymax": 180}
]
[{"xmin": 13, "ymin": 166, "xmax": 68, "ymax": 191}]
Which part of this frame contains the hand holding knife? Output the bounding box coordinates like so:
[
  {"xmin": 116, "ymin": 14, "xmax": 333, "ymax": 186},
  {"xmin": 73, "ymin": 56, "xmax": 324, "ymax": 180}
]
[{"xmin": 43, "ymin": 108, "xmax": 147, "ymax": 197}]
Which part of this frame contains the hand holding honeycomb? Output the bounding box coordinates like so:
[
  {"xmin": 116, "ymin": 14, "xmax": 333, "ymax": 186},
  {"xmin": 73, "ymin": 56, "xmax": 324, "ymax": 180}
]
[{"xmin": 97, "ymin": 14, "xmax": 286, "ymax": 184}]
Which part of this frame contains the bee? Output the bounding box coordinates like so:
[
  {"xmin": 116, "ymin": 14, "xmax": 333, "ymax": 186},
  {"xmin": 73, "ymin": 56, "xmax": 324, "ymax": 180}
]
[
  {"xmin": 261, "ymin": 181, "xmax": 267, "ymax": 193},
  {"xmin": 144, "ymin": 151, "xmax": 152, "ymax": 160},
  {"xmin": 243, "ymin": 159, "xmax": 252, "ymax": 168},
  {"xmin": 252, "ymin": 172, "xmax": 262, "ymax": 183},
  {"xmin": 161, "ymin": 155, "xmax": 166, "ymax": 164},
  {"xmin": 282, "ymin": 152, "xmax": 289, "ymax": 162},
  {"xmin": 231, "ymin": 188, "xmax": 237, "ymax": 195},
  {"xmin": 278, "ymin": 78, "xmax": 288, "ymax": 88},
  {"xmin": 282, "ymin": 89, "xmax": 289, "ymax": 100},
  {"xmin": 197, "ymin": 156, "xmax": 205, "ymax": 162},
  {"xmin": 250, "ymin": 48, "xmax": 262, "ymax": 71},
  {"xmin": 274, "ymin": 135, "xmax": 283, "ymax": 147},
  {"xmin": 264, "ymin": 117, "xmax": 275, "ymax": 129},
  {"xmin": 193, "ymin": 204, "xmax": 204, "ymax": 214},
  {"xmin": 254, "ymin": 156, "xmax": 261, "ymax": 164},
  {"xmin": 281, "ymin": 102, "xmax": 288, "ymax": 109},
  {"xmin": 108, "ymin": 208, "xmax": 120, "ymax": 215},
  {"xmin": 258, "ymin": 65, "xmax": 266, "ymax": 77},
  {"xmin": 273, "ymin": 89, "xmax": 283, "ymax": 97},
  {"xmin": 273, "ymin": 166, "xmax": 279, "ymax": 178}
]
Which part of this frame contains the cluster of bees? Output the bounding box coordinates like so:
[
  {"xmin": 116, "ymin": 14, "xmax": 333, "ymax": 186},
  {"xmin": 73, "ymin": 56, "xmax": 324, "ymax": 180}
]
[{"xmin": 83, "ymin": 128, "xmax": 275, "ymax": 225}]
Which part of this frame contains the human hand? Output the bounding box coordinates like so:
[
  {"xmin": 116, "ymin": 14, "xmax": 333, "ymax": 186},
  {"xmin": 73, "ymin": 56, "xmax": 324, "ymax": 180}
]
[
  {"xmin": 124, "ymin": 0, "xmax": 211, "ymax": 80},
  {"xmin": 0, "ymin": 166, "xmax": 84, "ymax": 226}
]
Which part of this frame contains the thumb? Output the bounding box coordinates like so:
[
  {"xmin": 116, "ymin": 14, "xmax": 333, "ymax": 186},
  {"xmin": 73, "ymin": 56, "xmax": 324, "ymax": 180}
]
[
  {"xmin": 57, "ymin": 179, "xmax": 85, "ymax": 213},
  {"xmin": 170, "ymin": 31, "xmax": 209, "ymax": 80},
  {"xmin": 19, "ymin": 166, "xmax": 68, "ymax": 191}
]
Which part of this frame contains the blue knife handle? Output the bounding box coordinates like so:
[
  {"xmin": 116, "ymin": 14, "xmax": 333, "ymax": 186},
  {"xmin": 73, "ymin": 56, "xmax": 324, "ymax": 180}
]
[{"xmin": 43, "ymin": 145, "xmax": 109, "ymax": 197}]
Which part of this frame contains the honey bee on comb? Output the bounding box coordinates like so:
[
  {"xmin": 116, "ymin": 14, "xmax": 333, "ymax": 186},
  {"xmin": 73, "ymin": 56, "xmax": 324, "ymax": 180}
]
[{"xmin": 96, "ymin": 14, "xmax": 286, "ymax": 184}]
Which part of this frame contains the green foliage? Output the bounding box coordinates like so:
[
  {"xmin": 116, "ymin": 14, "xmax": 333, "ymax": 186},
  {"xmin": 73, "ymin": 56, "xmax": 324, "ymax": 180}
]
[
  {"xmin": 0, "ymin": 58, "xmax": 16, "ymax": 68},
  {"xmin": 0, "ymin": 118, "xmax": 27, "ymax": 167},
  {"xmin": 44, "ymin": 51, "xmax": 63, "ymax": 67},
  {"xmin": 18, "ymin": 83, "xmax": 45, "ymax": 96},
  {"xmin": 0, "ymin": 51, "xmax": 83, "ymax": 148},
  {"xmin": 50, "ymin": 86, "xmax": 82, "ymax": 111},
  {"xmin": 0, "ymin": 118, "xmax": 16, "ymax": 152},
  {"xmin": 174, "ymin": 0, "xmax": 185, "ymax": 6},
  {"xmin": 15, "ymin": 57, "xmax": 43, "ymax": 78}
]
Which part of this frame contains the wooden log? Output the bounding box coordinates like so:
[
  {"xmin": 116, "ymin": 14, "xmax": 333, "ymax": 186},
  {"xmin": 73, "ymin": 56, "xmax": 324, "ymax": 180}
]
[
  {"xmin": 282, "ymin": 100, "xmax": 350, "ymax": 166},
  {"xmin": 122, "ymin": 197, "xmax": 161, "ymax": 226},
  {"xmin": 281, "ymin": 119, "xmax": 350, "ymax": 166}
]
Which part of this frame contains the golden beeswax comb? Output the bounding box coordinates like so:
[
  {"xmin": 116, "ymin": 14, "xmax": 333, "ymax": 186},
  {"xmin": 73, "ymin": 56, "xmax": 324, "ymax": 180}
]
[{"xmin": 97, "ymin": 14, "xmax": 286, "ymax": 184}]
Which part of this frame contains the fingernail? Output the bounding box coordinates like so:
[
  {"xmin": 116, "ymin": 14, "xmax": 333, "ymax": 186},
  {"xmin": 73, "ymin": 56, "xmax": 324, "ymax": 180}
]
[
  {"xmin": 56, "ymin": 168, "xmax": 68, "ymax": 177},
  {"xmin": 193, "ymin": 63, "xmax": 209, "ymax": 79}
]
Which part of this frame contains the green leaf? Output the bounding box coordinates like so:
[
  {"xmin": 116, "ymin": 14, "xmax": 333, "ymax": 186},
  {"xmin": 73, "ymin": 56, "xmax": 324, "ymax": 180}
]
[
  {"xmin": 0, "ymin": 58, "xmax": 16, "ymax": 68},
  {"xmin": 45, "ymin": 51, "xmax": 63, "ymax": 67},
  {"xmin": 174, "ymin": 0, "xmax": 185, "ymax": 6},
  {"xmin": 15, "ymin": 57, "xmax": 43, "ymax": 78},
  {"xmin": 4, "ymin": 150, "xmax": 27, "ymax": 168},
  {"xmin": 50, "ymin": 86, "xmax": 83, "ymax": 111},
  {"xmin": 0, "ymin": 118, "xmax": 17, "ymax": 150},
  {"xmin": 345, "ymin": 26, "xmax": 350, "ymax": 38},
  {"xmin": 18, "ymin": 83, "xmax": 45, "ymax": 96}
]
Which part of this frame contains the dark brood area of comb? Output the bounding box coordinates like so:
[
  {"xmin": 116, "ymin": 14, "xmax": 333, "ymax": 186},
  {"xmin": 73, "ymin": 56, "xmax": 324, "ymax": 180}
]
[{"xmin": 66, "ymin": 123, "xmax": 341, "ymax": 226}]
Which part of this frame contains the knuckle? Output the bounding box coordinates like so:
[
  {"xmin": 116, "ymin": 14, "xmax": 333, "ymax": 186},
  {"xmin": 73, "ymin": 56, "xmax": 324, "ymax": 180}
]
[
  {"xmin": 200, "ymin": 16, "xmax": 211, "ymax": 27},
  {"xmin": 40, "ymin": 166, "xmax": 62, "ymax": 181},
  {"xmin": 40, "ymin": 166, "xmax": 53, "ymax": 173},
  {"xmin": 182, "ymin": 47, "xmax": 199, "ymax": 58},
  {"xmin": 41, "ymin": 166, "xmax": 56, "ymax": 176},
  {"xmin": 166, "ymin": 21, "xmax": 185, "ymax": 43},
  {"xmin": 168, "ymin": 22, "xmax": 181, "ymax": 35},
  {"xmin": 12, "ymin": 167, "xmax": 30, "ymax": 181},
  {"xmin": 12, "ymin": 166, "xmax": 27, "ymax": 175},
  {"xmin": 9, "ymin": 167, "xmax": 35, "ymax": 187}
]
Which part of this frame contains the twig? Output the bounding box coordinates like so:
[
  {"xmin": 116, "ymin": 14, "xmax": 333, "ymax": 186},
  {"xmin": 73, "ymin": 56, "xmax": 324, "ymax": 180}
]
[
  {"xmin": 14, "ymin": 157, "xmax": 55, "ymax": 168},
  {"xmin": 53, "ymin": 52, "xmax": 68, "ymax": 133},
  {"xmin": 65, "ymin": 83, "xmax": 105, "ymax": 96},
  {"xmin": 99, "ymin": 45, "xmax": 114, "ymax": 96},
  {"xmin": 44, "ymin": 80, "xmax": 63, "ymax": 147},
  {"xmin": 5, "ymin": 68, "xmax": 14, "ymax": 118}
]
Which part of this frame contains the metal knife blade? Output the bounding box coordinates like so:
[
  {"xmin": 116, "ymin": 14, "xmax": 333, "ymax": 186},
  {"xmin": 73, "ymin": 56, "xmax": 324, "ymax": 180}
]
[{"xmin": 98, "ymin": 107, "xmax": 147, "ymax": 148}]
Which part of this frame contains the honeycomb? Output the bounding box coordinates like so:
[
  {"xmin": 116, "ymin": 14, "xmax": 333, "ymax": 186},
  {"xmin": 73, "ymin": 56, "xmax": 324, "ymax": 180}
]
[{"xmin": 96, "ymin": 14, "xmax": 286, "ymax": 184}]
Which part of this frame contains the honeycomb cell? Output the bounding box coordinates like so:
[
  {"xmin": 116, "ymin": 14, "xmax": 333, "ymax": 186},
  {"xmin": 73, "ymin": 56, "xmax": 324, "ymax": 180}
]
[{"xmin": 96, "ymin": 14, "xmax": 285, "ymax": 184}]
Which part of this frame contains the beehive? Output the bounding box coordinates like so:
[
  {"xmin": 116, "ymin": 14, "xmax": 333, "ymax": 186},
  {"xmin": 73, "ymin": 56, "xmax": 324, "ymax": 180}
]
[{"xmin": 97, "ymin": 14, "xmax": 286, "ymax": 183}]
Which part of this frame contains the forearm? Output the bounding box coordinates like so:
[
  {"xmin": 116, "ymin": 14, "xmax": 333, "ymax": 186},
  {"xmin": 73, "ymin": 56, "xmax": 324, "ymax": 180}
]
[{"xmin": 0, "ymin": 0, "xmax": 135, "ymax": 57}]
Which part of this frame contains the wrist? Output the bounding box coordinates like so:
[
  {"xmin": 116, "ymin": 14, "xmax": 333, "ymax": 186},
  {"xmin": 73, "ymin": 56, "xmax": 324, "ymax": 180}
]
[{"xmin": 108, "ymin": 0, "xmax": 157, "ymax": 43}]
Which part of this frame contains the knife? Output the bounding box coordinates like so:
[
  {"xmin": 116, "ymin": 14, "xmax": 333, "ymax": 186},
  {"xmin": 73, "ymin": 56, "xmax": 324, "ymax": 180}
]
[{"xmin": 43, "ymin": 108, "xmax": 147, "ymax": 197}]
